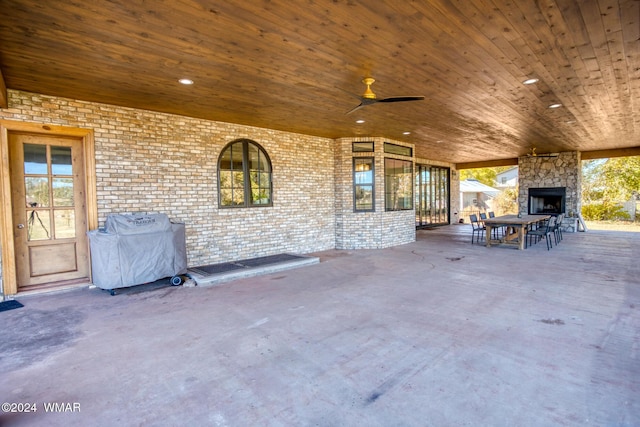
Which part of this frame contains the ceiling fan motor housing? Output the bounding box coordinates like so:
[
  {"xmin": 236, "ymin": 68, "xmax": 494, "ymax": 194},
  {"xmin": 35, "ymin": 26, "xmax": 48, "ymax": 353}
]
[{"xmin": 362, "ymin": 78, "xmax": 377, "ymax": 99}]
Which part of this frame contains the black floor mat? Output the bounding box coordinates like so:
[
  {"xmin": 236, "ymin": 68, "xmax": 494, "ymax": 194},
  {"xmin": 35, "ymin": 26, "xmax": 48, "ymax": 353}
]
[
  {"xmin": 189, "ymin": 263, "xmax": 246, "ymax": 275},
  {"xmin": 0, "ymin": 300, "xmax": 24, "ymax": 312},
  {"xmin": 190, "ymin": 254, "xmax": 308, "ymax": 276},
  {"xmin": 239, "ymin": 253, "xmax": 306, "ymax": 267}
]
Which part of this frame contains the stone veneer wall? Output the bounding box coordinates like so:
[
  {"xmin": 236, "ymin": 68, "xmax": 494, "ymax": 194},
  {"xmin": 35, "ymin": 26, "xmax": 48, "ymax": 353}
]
[
  {"xmin": 334, "ymin": 137, "xmax": 415, "ymax": 249},
  {"xmin": 518, "ymin": 151, "xmax": 582, "ymax": 216},
  {"xmin": 0, "ymin": 90, "xmax": 336, "ymax": 267}
]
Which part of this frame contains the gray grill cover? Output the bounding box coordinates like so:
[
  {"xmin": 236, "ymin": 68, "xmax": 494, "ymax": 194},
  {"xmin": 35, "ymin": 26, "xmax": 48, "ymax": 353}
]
[{"xmin": 88, "ymin": 213, "xmax": 187, "ymax": 290}]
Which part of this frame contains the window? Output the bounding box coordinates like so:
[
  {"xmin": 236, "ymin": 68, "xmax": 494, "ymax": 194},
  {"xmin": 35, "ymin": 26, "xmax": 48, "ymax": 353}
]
[
  {"xmin": 385, "ymin": 158, "xmax": 413, "ymax": 210},
  {"xmin": 218, "ymin": 139, "xmax": 272, "ymax": 207},
  {"xmin": 384, "ymin": 142, "xmax": 412, "ymax": 157},
  {"xmin": 352, "ymin": 141, "xmax": 374, "ymax": 152},
  {"xmin": 353, "ymin": 158, "xmax": 375, "ymax": 211}
]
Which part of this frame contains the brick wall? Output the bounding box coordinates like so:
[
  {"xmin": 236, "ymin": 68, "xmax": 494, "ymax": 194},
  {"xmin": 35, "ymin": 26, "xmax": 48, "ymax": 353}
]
[
  {"xmin": 1, "ymin": 90, "xmax": 336, "ymax": 266},
  {"xmin": 0, "ymin": 89, "xmax": 460, "ymax": 290},
  {"xmin": 334, "ymin": 137, "xmax": 416, "ymax": 249}
]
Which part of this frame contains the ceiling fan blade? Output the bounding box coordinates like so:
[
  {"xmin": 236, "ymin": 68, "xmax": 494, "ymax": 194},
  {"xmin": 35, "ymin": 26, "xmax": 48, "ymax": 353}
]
[
  {"xmin": 346, "ymin": 97, "xmax": 379, "ymax": 114},
  {"xmin": 377, "ymin": 96, "xmax": 425, "ymax": 103},
  {"xmin": 344, "ymin": 77, "xmax": 425, "ymax": 113},
  {"xmin": 346, "ymin": 103, "xmax": 366, "ymax": 114}
]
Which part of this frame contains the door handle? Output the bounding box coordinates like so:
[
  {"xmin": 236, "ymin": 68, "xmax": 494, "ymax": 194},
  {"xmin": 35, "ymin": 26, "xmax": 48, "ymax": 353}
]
[{"xmin": 17, "ymin": 223, "xmax": 24, "ymax": 229}]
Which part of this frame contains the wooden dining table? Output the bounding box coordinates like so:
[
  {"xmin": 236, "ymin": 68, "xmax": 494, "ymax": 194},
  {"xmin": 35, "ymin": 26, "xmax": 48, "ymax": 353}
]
[{"xmin": 483, "ymin": 214, "xmax": 551, "ymax": 250}]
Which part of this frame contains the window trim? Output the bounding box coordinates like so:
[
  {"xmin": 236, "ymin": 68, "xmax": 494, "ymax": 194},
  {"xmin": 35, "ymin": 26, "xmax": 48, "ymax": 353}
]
[
  {"xmin": 384, "ymin": 157, "xmax": 414, "ymax": 211},
  {"xmin": 383, "ymin": 142, "xmax": 412, "ymax": 157},
  {"xmin": 217, "ymin": 139, "xmax": 273, "ymax": 208},
  {"xmin": 352, "ymin": 141, "xmax": 375, "ymax": 153},
  {"xmin": 353, "ymin": 157, "xmax": 375, "ymax": 212}
]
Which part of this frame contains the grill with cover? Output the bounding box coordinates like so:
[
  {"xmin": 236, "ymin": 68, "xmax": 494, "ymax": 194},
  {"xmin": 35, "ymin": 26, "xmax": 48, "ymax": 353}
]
[{"xmin": 87, "ymin": 213, "xmax": 187, "ymax": 292}]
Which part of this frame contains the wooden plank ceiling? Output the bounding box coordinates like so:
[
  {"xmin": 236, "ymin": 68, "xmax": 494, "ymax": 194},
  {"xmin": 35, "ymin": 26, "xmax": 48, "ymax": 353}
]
[{"xmin": 0, "ymin": 0, "xmax": 638, "ymax": 164}]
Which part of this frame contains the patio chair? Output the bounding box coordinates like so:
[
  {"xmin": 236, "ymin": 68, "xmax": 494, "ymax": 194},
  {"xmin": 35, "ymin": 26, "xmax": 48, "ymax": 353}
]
[
  {"xmin": 469, "ymin": 214, "xmax": 485, "ymax": 244},
  {"xmin": 526, "ymin": 216, "xmax": 556, "ymax": 250},
  {"xmin": 488, "ymin": 211, "xmax": 504, "ymax": 238},
  {"xmin": 554, "ymin": 213, "xmax": 564, "ymax": 244}
]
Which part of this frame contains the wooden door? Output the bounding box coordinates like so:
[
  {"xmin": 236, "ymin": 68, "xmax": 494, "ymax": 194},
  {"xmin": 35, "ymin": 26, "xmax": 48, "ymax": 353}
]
[{"xmin": 9, "ymin": 133, "xmax": 90, "ymax": 290}]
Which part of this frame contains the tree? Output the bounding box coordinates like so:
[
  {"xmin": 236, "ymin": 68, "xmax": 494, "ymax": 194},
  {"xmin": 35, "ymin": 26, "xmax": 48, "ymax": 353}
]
[
  {"xmin": 459, "ymin": 166, "xmax": 518, "ymax": 215},
  {"xmin": 494, "ymin": 187, "xmax": 518, "ymax": 215},
  {"xmin": 459, "ymin": 166, "xmax": 512, "ymax": 187},
  {"xmin": 583, "ymin": 157, "xmax": 640, "ymax": 202},
  {"xmin": 601, "ymin": 157, "xmax": 640, "ymax": 201},
  {"xmin": 582, "ymin": 156, "xmax": 640, "ymax": 220},
  {"xmin": 581, "ymin": 159, "xmax": 606, "ymax": 204}
]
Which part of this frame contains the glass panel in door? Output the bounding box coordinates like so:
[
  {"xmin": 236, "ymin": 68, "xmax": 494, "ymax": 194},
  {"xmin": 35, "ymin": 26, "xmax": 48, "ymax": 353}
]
[
  {"xmin": 415, "ymin": 165, "xmax": 450, "ymax": 228},
  {"xmin": 10, "ymin": 134, "xmax": 89, "ymax": 289}
]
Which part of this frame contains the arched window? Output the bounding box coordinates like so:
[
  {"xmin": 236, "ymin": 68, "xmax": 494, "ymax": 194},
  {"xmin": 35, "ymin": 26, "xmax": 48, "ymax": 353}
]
[{"xmin": 218, "ymin": 139, "xmax": 272, "ymax": 207}]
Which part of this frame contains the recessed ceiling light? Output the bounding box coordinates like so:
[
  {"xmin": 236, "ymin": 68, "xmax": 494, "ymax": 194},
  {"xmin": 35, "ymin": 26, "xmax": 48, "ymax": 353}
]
[
  {"xmin": 403, "ymin": 131, "xmax": 411, "ymax": 135},
  {"xmin": 523, "ymin": 78, "xmax": 539, "ymax": 85},
  {"xmin": 355, "ymin": 119, "xmax": 365, "ymax": 124},
  {"xmin": 548, "ymin": 103, "xmax": 562, "ymax": 109},
  {"xmin": 178, "ymin": 78, "xmax": 194, "ymax": 85}
]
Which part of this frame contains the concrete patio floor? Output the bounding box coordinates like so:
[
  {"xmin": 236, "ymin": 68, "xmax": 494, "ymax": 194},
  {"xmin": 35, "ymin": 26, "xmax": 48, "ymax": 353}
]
[{"xmin": 1, "ymin": 224, "xmax": 638, "ymax": 426}]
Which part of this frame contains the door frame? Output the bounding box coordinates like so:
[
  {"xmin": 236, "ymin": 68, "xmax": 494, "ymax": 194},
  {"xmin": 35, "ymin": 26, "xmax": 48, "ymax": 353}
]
[
  {"xmin": 415, "ymin": 164, "xmax": 451, "ymax": 228},
  {"xmin": 0, "ymin": 120, "xmax": 98, "ymax": 295}
]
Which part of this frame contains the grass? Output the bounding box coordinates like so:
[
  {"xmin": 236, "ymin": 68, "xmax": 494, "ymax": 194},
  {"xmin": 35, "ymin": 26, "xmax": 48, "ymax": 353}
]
[{"xmin": 584, "ymin": 220, "xmax": 640, "ymax": 232}]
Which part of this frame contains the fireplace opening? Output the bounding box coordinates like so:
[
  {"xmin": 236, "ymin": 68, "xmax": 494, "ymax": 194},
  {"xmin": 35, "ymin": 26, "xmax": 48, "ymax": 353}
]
[{"xmin": 528, "ymin": 187, "xmax": 566, "ymax": 215}]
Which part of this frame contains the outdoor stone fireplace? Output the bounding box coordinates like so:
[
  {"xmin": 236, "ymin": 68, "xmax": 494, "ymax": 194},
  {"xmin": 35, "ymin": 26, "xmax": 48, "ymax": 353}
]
[
  {"xmin": 528, "ymin": 187, "xmax": 566, "ymax": 215},
  {"xmin": 518, "ymin": 151, "xmax": 581, "ymax": 217}
]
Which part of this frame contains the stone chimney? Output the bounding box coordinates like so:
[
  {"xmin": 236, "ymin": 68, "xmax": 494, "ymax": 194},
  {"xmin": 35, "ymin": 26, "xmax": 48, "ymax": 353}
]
[{"xmin": 518, "ymin": 151, "xmax": 581, "ymax": 216}]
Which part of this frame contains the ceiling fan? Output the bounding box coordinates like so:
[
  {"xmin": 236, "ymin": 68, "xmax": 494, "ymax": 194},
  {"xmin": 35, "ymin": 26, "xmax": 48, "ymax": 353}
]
[
  {"xmin": 527, "ymin": 147, "xmax": 559, "ymax": 158},
  {"xmin": 346, "ymin": 77, "xmax": 425, "ymax": 114}
]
